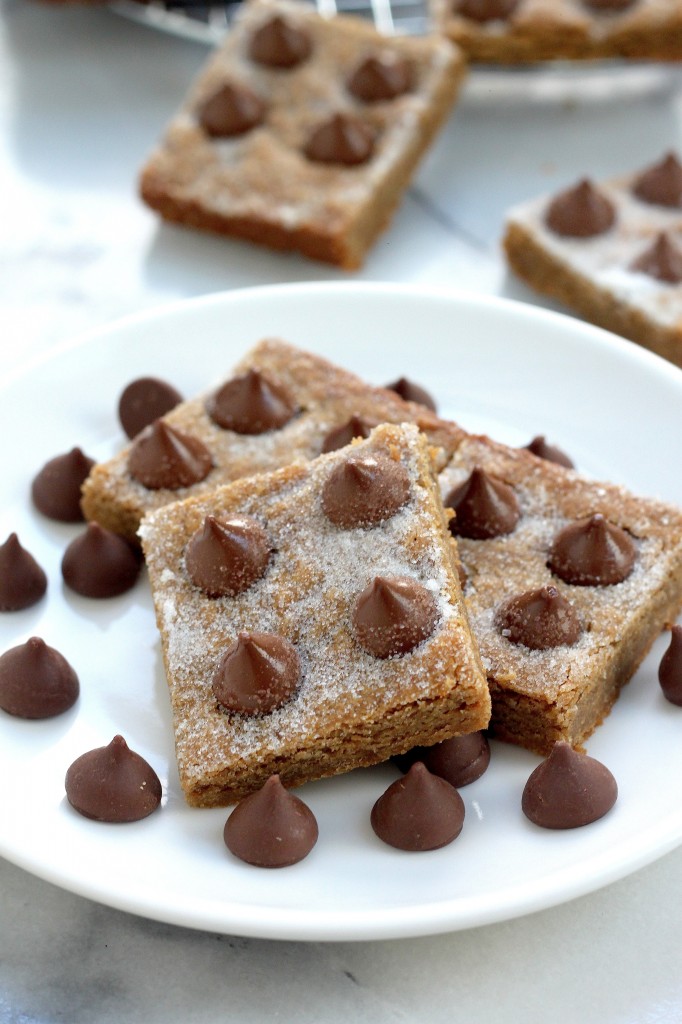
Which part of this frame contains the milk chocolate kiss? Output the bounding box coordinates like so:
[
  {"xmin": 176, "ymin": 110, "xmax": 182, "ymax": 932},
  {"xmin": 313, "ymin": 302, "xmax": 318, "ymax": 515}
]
[
  {"xmin": 65, "ymin": 735, "xmax": 162, "ymax": 822},
  {"xmin": 0, "ymin": 534, "xmax": 47, "ymax": 611},
  {"xmin": 185, "ymin": 515, "xmax": 271, "ymax": 597},
  {"xmin": 393, "ymin": 731, "xmax": 490, "ymax": 788},
  {"xmin": 62, "ymin": 523, "xmax": 140, "ymax": 598},
  {"xmin": 128, "ymin": 420, "xmax": 212, "ymax": 490},
  {"xmin": 321, "ymin": 415, "xmax": 375, "ymax": 453},
  {"xmin": 522, "ymin": 741, "xmax": 617, "ymax": 829},
  {"xmin": 118, "ymin": 377, "xmax": 183, "ymax": 439},
  {"xmin": 353, "ymin": 575, "xmax": 438, "ymax": 659},
  {"xmin": 212, "ymin": 632, "xmax": 300, "ymax": 715},
  {"xmin": 385, "ymin": 376, "xmax": 437, "ymax": 411},
  {"xmin": 321, "ymin": 452, "xmax": 410, "ymax": 528},
  {"xmin": 446, "ymin": 468, "xmax": 520, "ymax": 540},
  {"xmin": 0, "ymin": 637, "xmax": 79, "ymax": 719},
  {"xmin": 633, "ymin": 153, "xmax": 682, "ymax": 208},
  {"xmin": 224, "ymin": 775, "xmax": 318, "ymax": 867},
  {"xmin": 347, "ymin": 54, "xmax": 413, "ymax": 102},
  {"xmin": 208, "ymin": 370, "xmax": 297, "ymax": 434},
  {"xmin": 198, "ymin": 82, "xmax": 266, "ymax": 137},
  {"xmin": 549, "ymin": 514, "xmax": 636, "ymax": 586},
  {"xmin": 524, "ymin": 435, "xmax": 574, "ymax": 469},
  {"xmin": 630, "ymin": 233, "xmax": 682, "ymax": 284},
  {"xmin": 497, "ymin": 586, "xmax": 582, "ymax": 650},
  {"xmin": 371, "ymin": 762, "xmax": 465, "ymax": 851},
  {"xmin": 249, "ymin": 15, "xmax": 312, "ymax": 68},
  {"xmin": 659, "ymin": 624, "xmax": 682, "ymax": 706},
  {"xmin": 545, "ymin": 179, "xmax": 616, "ymax": 238},
  {"xmin": 455, "ymin": 0, "xmax": 519, "ymax": 20},
  {"xmin": 304, "ymin": 114, "xmax": 375, "ymax": 166},
  {"xmin": 31, "ymin": 447, "xmax": 95, "ymax": 521}
]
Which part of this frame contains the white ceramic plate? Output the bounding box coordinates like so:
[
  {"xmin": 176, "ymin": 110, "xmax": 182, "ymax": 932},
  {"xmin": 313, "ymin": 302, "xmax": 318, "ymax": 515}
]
[{"xmin": 2, "ymin": 282, "xmax": 681, "ymax": 941}]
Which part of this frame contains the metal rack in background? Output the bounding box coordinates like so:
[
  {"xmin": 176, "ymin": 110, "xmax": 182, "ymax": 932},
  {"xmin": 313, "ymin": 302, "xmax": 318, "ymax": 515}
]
[{"xmin": 109, "ymin": 0, "xmax": 429, "ymax": 46}]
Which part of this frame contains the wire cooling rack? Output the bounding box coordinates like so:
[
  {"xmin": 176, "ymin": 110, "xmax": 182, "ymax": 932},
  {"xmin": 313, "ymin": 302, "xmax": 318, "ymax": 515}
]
[
  {"xmin": 109, "ymin": 0, "xmax": 428, "ymax": 45},
  {"xmin": 109, "ymin": 0, "xmax": 681, "ymax": 103}
]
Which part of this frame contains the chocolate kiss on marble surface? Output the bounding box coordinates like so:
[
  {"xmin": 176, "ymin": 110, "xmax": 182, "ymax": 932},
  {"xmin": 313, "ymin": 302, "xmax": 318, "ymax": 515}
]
[
  {"xmin": 224, "ymin": 775, "xmax": 318, "ymax": 867},
  {"xmin": 208, "ymin": 369, "xmax": 297, "ymax": 434},
  {"xmin": 545, "ymin": 179, "xmax": 616, "ymax": 238},
  {"xmin": 304, "ymin": 114, "xmax": 375, "ymax": 166},
  {"xmin": 658, "ymin": 624, "xmax": 682, "ymax": 706},
  {"xmin": 321, "ymin": 414, "xmax": 375, "ymax": 453},
  {"xmin": 185, "ymin": 515, "xmax": 271, "ymax": 597},
  {"xmin": 371, "ymin": 762, "xmax": 465, "ymax": 851},
  {"xmin": 384, "ymin": 376, "xmax": 437, "ymax": 411},
  {"xmin": 321, "ymin": 452, "xmax": 410, "ymax": 528},
  {"xmin": 118, "ymin": 376, "xmax": 183, "ymax": 439},
  {"xmin": 633, "ymin": 152, "xmax": 682, "ymax": 208},
  {"xmin": 497, "ymin": 585, "xmax": 582, "ymax": 650},
  {"xmin": 393, "ymin": 731, "xmax": 490, "ymax": 788},
  {"xmin": 347, "ymin": 54, "xmax": 413, "ymax": 102},
  {"xmin": 524, "ymin": 435, "xmax": 574, "ymax": 469},
  {"xmin": 249, "ymin": 15, "xmax": 312, "ymax": 68},
  {"xmin": 31, "ymin": 447, "xmax": 95, "ymax": 522},
  {"xmin": 212, "ymin": 631, "xmax": 300, "ymax": 715},
  {"xmin": 0, "ymin": 637, "xmax": 79, "ymax": 718},
  {"xmin": 0, "ymin": 533, "xmax": 47, "ymax": 611},
  {"xmin": 455, "ymin": 0, "xmax": 519, "ymax": 20},
  {"xmin": 62, "ymin": 523, "xmax": 140, "ymax": 598},
  {"xmin": 65, "ymin": 735, "xmax": 162, "ymax": 822},
  {"xmin": 198, "ymin": 82, "xmax": 266, "ymax": 138},
  {"xmin": 630, "ymin": 233, "xmax": 682, "ymax": 284},
  {"xmin": 522, "ymin": 741, "xmax": 617, "ymax": 829},
  {"xmin": 353, "ymin": 575, "xmax": 438, "ymax": 659},
  {"xmin": 549, "ymin": 513, "xmax": 636, "ymax": 586},
  {"xmin": 445, "ymin": 467, "xmax": 520, "ymax": 540},
  {"xmin": 128, "ymin": 420, "xmax": 212, "ymax": 490}
]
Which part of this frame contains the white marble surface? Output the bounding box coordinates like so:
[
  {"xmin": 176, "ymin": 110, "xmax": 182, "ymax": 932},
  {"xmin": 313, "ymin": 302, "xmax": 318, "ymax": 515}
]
[{"xmin": 2, "ymin": 2, "xmax": 682, "ymax": 1020}]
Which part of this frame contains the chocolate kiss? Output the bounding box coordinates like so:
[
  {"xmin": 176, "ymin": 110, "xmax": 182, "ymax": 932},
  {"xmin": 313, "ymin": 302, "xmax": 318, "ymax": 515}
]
[
  {"xmin": 545, "ymin": 179, "xmax": 616, "ymax": 238},
  {"xmin": 185, "ymin": 515, "xmax": 271, "ymax": 597},
  {"xmin": 128, "ymin": 420, "xmax": 212, "ymax": 490},
  {"xmin": 304, "ymin": 114, "xmax": 375, "ymax": 167},
  {"xmin": 445, "ymin": 468, "xmax": 520, "ymax": 540},
  {"xmin": 0, "ymin": 533, "xmax": 47, "ymax": 611},
  {"xmin": 0, "ymin": 637, "xmax": 79, "ymax": 719},
  {"xmin": 385, "ymin": 376, "xmax": 437, "ymax": 411},
  {"xmin": 549, "ymin": 513, "xmax": 636, "ymax": 586},
  {"xmin": 353, "ymin": 575, "xmax": 438, "ymax": 659},
  {"xmin": 321, "ymin": 414, "xmax": 375, "ymax": 454},
  {"xmin": 658, "ymin": 624, "xmax": 682, "ymax": 706},
  {"xmin": 212, "ymin": 631, "xmax": 300, "ymax": 715},
  {"xmin": 31, "ymin": 447, "xmax": 95, "ymax": 522},
  {"xmin": 62, "ymin": 523, "xmax": 140, "ymax": 598},
  {"xmin": 65, "ymin": 735, "xmax": 162, "ymax": 823},
  {"xmin": 347, "ymin": 54, "xmax": 413, "ymax": 103},
  {"xmin": 455, "ymin": 0, "xmax": 520, "ymax": 22},
  {"xmin": 208, "ymin": 370, "xmax": 297, "ymax": 435},
  {"xmin": 497, "ymin": 585, "xmax": 581, "ymax": 650},
  {"xmin": 522, "ymin": 741, "xmax": 617, "ymax": 829},
  {"xmin": 198, "ymin": 82, "xmax": 266, "ymax": 138},
  {"xmin": 633, "ymin": 152, "xmax": 682, "ymax": 208},
  {"xmin": 524, "ymin": 435, "xmax": 574, "ymax": 469},
  {"xmin": 249, "ymin": 15, "xmax": 312, "ymax": 68},
  {"xmin": 630, "ymin": 233, "xmax": 682, "ymax": 284},
  {"xmin": 371, "ymin": 762, "xmax": 465, "ymax": 851},
  {"xmin": 393, "ymin": 731, "xmax": 490, "ymax": 788},
  {"xmin": 224, "ymin": 775, "xmax": 318, "ymax": 867},
  {"xmin": 118, "ymin": 377, "xmax": 183, "ymax": 440},
  {"xmin": 321, "ymin": 453, "xmax": 410, "ymax": 528}
]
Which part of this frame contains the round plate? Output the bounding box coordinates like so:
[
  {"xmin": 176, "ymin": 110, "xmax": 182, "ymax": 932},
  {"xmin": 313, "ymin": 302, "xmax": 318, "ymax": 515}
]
[{"xmin": 2, "ymin": 282, "xmax": 681, "ymax": 941}]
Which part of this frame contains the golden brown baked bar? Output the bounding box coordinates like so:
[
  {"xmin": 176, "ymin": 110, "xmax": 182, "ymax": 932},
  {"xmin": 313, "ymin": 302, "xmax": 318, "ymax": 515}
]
[
  {"xmin": 430, "ymin": 0, "xmax": 682, "ymax": 64},
  {"xmin": 140, "ymin": 423, "xmax": 490, "ymax": 806},
  {"xmin": 439, "ymin": 434, "xmax": 682, "ymax": 754},
  {"xmin": 84, "ymin": 339, "xmax": 682, "ymax": 760},
  {"xmin": 81, "ymin": 338, "xmax": 464, "ymax": 543},
  {"xmin": 139, "ymin": 0, "xmax": 466, "ymax": 268},
  {"xmin": 503, "ymin": 155, "xmax": 682, "ymax": 368}
]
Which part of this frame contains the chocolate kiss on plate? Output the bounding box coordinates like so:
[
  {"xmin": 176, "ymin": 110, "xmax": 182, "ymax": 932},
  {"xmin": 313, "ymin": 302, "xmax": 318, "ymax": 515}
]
[
  {"xmin": 522, "ymin": 741, "xmax": 617, "ymax": 829},
  {"xmin": 371, "ymin": 762, "xmax": 465, "ymax": 851},
  {"xmin": 224, "ymin": 775, "xmax": 318, "ymax": 867},
  {"xmin": 65, "ymin": 735, "xmax": 162, "ymax": 823},
  {"xmin": 0, "ymin": 533, "xmax": 47, "ymax": 611},
  {"xmin": 0, "ymin": 637, "xmax": 79, "ymax": 719},
  {"xmin": 31, "ymin": 447, "xmax": 95, "ymax": 521}
]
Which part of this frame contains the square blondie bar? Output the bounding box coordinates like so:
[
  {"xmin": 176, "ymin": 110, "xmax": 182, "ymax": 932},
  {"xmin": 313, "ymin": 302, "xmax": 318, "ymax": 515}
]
[
  {"xmin": 140, "ymin": 423, "xmax": 490, "ymax": 806},
  {"xmin": 139, "ymin": 0, "xmax": 466, "ymax": 268}
]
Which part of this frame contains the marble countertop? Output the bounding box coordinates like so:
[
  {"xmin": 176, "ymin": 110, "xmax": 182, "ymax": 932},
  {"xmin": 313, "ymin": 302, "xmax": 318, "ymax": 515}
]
[{"xmin": 2, "ymin": 1, "xmax": 682, "ymax": 1020}]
